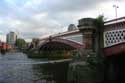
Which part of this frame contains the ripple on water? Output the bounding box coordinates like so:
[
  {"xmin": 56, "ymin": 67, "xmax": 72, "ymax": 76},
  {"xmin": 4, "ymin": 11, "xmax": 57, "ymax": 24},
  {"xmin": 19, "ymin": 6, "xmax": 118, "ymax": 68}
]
[{"xmin": 0, "ymin": 52, "xmax": 68, "ymax": 83}]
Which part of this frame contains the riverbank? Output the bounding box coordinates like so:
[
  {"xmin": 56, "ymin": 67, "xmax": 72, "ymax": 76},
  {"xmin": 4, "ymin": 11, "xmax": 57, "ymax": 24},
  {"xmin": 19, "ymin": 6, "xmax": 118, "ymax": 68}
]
[
  {"xmin": 0, "ymin": 48, "xmax": 20, "ymax": 55},
  {"xmin": 68, "ymin": 61, "xmax": 104, "ymax": 83},
  {"xmin": 23, "ymin": 49, "xmax": 73, "ymax": 60},
  {"xmin": 0, "ymin": 51, "xmax": 105, "ymax": 83},
  {"xmin": 8, "ymin": 49, "xmax": 106, "ymax": 83}
]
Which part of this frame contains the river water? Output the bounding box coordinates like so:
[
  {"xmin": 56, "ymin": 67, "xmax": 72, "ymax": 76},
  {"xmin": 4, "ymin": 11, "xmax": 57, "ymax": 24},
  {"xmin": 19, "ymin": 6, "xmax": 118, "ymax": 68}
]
[{"xmin": 0, "ymin": 52, "xmax": 69, "ymax": 83}]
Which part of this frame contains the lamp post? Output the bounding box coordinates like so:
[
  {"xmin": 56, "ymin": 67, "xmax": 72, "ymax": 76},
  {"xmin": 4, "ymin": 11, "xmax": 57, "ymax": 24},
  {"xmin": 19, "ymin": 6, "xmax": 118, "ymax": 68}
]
[{"xmin": 113, "ymin": 5, "xmax": 119, "ymax": 19}]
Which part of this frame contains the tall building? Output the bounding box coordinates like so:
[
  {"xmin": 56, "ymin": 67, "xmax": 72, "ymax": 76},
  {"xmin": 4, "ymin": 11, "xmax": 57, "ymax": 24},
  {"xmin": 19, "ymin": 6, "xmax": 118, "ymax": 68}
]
[{"xmin": 6, "ymin": 32, "xmax": 17, "ymax": 46}]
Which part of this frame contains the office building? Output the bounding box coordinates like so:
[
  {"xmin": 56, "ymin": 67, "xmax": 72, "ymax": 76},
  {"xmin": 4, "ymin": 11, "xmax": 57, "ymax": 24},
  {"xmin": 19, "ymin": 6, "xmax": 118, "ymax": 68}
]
[{"xmin": 6, "ymin": 32, "xmax": 17, "ymax": 46}]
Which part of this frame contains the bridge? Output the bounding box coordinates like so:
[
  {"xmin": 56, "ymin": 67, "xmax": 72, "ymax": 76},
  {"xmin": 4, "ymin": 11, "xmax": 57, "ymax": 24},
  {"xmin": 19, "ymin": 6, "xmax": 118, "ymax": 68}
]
[
  {"xmin": 103, "ymin": 17, "xmax": 125, "ymax": 82},
  {"xmin": 104, "ymin": 17, "xmax": 125, "ymax": 56},
  {"xmin": 30, "ymin": 17, "xmax": 125, "ymax": 81},
  {"xmin": 31, "ymin": 18, "xmax": 96, "ymax": 53},
  {"xmin": 30, "ymin": 17, "xmax": 125, "ymax": 57},
  {"xmin": 31, "ymin": 17, "xmax": 125, "ymax": 56}
]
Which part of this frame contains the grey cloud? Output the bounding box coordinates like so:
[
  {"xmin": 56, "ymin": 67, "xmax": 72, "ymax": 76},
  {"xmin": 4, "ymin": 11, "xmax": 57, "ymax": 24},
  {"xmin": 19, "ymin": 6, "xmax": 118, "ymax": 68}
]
[
  {"xmin": 33, "ymin": 0, "xmax": 112, "ymax": 13},
  {"xmin": 5, "ymin": 14, "xmax": 64, "ymax": 39},
  {"xmin": 21, "ymin": 32, "xmax": 43, "ymax": 39},
  {"xmin": 0, "ymin": 0, "xmax": 123, "ymax": 41}
]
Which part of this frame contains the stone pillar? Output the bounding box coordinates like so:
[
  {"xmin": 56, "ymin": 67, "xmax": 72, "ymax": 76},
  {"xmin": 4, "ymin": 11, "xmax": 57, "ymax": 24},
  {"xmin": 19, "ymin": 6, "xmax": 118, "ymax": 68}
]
[
  {"xmin": 83, "ymin": 30, "xmax": 93, "ymax": 49},
  {"xmin": 77, "ymin": 18, "xmax": 96, "ymax": 51}
]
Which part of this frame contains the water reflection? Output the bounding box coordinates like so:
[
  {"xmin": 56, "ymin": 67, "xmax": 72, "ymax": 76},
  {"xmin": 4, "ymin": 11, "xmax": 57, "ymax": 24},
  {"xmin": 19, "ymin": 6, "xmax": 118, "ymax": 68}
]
[
  {"xmin": 0, "ymin": 53, "xmax": 68, "ymax": 83},
  {"xmin": 0, "ymin": 52, "xmax": 69, "ymax": 83}
]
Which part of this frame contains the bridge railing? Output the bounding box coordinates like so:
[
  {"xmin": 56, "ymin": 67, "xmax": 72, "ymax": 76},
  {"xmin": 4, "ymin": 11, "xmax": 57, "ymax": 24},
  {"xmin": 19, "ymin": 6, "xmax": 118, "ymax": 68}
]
[{"xmin": 104, "ymin": 29, "xmax": 125, "ymax": 48}]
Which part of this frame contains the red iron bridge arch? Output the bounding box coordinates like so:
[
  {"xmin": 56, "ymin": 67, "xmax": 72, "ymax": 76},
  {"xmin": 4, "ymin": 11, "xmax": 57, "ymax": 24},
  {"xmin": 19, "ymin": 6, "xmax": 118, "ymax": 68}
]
[{"xmin": 39, "ymin": 37, "xmax": 85, "ymax": 50}]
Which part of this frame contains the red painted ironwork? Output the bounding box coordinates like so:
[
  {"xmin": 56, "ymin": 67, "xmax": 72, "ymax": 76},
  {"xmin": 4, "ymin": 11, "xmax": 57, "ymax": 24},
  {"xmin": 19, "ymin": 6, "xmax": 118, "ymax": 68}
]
[
  {"xmin": 104, "ymin": 17, "xmax": 125, "ymax": 56},
  {"xmin": 40, "ymin": 37, "xmax": 85, "ymax": 49},
  {"xmin": 104, "ymin": 43, "xmax": 125, "ymax": 56}
]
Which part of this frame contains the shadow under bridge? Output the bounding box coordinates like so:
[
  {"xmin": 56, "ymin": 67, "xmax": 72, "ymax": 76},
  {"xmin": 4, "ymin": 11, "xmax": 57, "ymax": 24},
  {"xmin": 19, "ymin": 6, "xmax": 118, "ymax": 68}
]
[{"xmin": 39, "ymin": 37, "xmax": 85, "ymax": 51}]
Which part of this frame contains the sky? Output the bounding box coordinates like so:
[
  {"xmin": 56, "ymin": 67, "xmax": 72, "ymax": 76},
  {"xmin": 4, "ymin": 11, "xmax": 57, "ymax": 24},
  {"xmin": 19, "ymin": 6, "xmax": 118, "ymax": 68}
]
[{"xmin": 0, "ymin": 0, "xmax": 125, "ymax": 42}]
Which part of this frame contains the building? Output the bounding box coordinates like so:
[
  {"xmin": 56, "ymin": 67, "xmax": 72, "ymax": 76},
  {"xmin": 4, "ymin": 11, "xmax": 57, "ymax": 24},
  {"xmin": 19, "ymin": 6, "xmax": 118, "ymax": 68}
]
[
  {"xmin": 68, "ymin": 24, "xmax": 78, "ymax": 31},
  {"xmin": 0, "ymin": 42, "xmax": 9, "ymax": 50},
  {"xmin": 6, "ymin": 32, "xmax": 17, "ymax": 46}
]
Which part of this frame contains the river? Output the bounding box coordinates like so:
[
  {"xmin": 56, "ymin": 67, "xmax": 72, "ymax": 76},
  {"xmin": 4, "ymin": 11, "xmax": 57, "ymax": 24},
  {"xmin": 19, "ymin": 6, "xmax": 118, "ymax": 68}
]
[{"xmin": 0, "ymin": 52, "xmax": 69, "ymax": 83}]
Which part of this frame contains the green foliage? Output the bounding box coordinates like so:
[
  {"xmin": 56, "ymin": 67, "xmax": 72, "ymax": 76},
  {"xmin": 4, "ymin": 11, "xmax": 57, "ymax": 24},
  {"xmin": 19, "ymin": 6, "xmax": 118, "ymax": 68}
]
[
  {"xmin": 94, "ymin": 15, "xmax": 105, "ymax": 57},
  {"xmin": 85, "ymin": 54, "xmax": 105, "ymax": 82},
  {"xmin": 86, "ymin": 54, "xmax": 105, "ymax": 70},
  {"xmin": 83, "ymin": 15, "xmax": 106, "ymax": 81},
  {"xmin": 15, "ymin": 38, "xmax": 26, "ymax": 49},
  {"xmin": 94, "ymin": 15, "xmax": 104, "ymax": 29}
]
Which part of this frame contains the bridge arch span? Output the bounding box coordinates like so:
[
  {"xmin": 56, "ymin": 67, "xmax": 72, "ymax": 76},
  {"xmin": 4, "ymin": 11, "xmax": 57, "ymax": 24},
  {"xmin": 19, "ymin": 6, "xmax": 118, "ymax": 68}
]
[{"xmin": 39, "ymin": 37, "xmax": 85, "ymax": 50}]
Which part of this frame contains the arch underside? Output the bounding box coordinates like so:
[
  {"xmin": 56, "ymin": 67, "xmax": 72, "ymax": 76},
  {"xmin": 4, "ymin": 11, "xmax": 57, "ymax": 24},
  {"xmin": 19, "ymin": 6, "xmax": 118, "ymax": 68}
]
[{"xmin": 39, "ymin": 37, "xmax": 84, "ymax": 51}]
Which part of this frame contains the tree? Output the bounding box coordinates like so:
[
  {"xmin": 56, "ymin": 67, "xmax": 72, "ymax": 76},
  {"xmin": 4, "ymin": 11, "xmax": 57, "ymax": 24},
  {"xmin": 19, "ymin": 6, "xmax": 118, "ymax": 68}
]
[
  {"xmin": 85, "ymin": 15, "xmax": 105, "ymax": 82},
  {"xmin": 15, "ymin": 38, "xmax": 26, "ymax": 49},
  {"xmin": 94, "ymin": 15, "xmax": 111, "ymax": 82},
  {"xmin": 94, "ymin": 15, "xmax": 104, "ymax": 28},
  {"xmin": 94, "ymin": 15, "xmax": 105, "ymax": 57}
]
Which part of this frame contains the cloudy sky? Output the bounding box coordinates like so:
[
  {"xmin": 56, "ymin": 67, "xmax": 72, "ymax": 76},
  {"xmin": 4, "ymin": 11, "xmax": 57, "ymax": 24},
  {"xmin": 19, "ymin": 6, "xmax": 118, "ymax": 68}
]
[{"xmin": 0, "ymin": 0, "xmax": 125, "ymax": 42}]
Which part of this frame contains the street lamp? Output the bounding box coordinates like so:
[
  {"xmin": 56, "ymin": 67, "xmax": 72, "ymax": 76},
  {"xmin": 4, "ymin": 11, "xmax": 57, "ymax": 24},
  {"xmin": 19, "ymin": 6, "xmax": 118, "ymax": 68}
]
[{"xmin": 113, "ymin": 5, "xmax": 119, "ymax": 19}]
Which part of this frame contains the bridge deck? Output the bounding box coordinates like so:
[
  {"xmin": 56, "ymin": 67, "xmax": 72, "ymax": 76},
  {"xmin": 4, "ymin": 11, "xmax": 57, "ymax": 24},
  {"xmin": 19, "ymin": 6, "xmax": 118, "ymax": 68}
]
[{"xmin": 104, "ymin": 17, "xmax": 125, "ymax": 56}]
